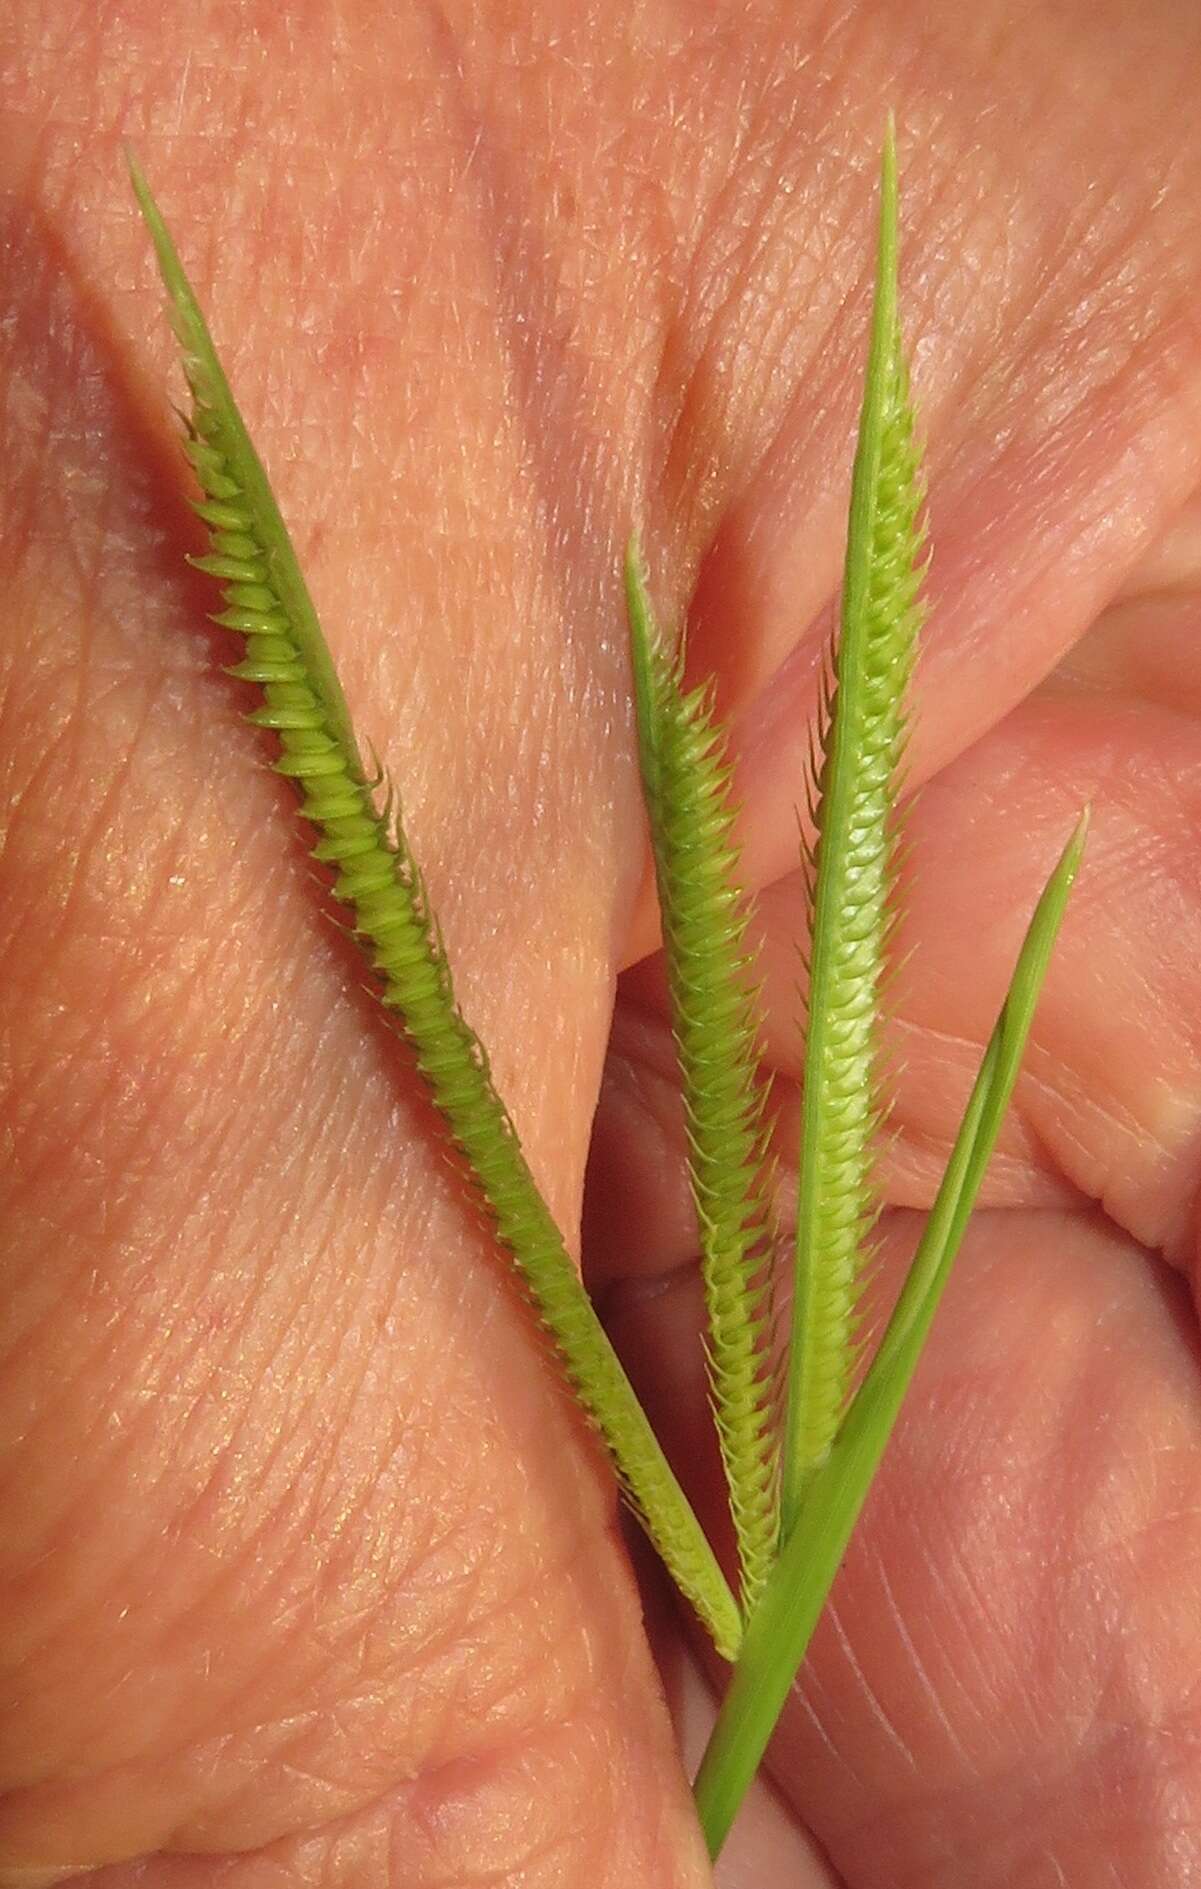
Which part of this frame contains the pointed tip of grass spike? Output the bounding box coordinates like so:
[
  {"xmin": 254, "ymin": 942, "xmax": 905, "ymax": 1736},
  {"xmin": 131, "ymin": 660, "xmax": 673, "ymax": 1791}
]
[
  {"xmin": 125, "ymin": 147, "xmax": 184, "ymax": 301},
  {"xmin": 128, "ymin": 160, "xmax": 374, "ymax": 785},
  {"xmin": 126, "ymin": 150, "xmax": 193, "ymax": 338},
  {"xmin": 122, "ymin": 142, "xmax": 148, "ymax": 200},
  {"xmin": 876, "ymin": 117, "xmax": 898, "ymax": 330},
  {"xmin": 624, "ymin": 534, "xmax": 654, "ymax": 657},
  {"xmin": 625, "ymin": 534, "xmax": 690, "ymax": 679},
  {"xmin": 625, "ymin": 535, "xmax": 670, "ymax": 806},
  {"xmin": 856, "ymin": 797, "xmax": 1087, "ymax": 1431}
]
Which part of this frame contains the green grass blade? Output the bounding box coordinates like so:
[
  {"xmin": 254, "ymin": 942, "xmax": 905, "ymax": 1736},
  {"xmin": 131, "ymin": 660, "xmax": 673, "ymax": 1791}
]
[
  {"xmin": 782, "ymin": 122, "xmax": 926, "ymax": 1534},
  {"xmin": 857, "ymin": 807, "xmax": 1088, "ymax": 1413},
  {"xmin": 130, "ymin": 158, "xmax": 742, "ymax": 1661},
  {"xmin": 693, "ymin": 812, "xmax": 1086, "ymax": 1857},
  {"xmin": 626, "ymin": 543, "xmax": 780, "ymax": 1619}
]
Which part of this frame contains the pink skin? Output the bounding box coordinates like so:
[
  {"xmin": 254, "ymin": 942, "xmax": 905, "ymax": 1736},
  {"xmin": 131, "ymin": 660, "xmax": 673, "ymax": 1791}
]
[{"xmin": 3, "ymin": 3, "xmax": 1201, "ymax": 1885}]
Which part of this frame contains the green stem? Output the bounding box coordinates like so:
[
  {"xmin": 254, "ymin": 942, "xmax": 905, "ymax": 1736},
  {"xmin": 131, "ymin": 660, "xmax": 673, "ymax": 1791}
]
[{"xmin": 694, "ymin": 812, "xmax": 1086, "ymax": 1855}]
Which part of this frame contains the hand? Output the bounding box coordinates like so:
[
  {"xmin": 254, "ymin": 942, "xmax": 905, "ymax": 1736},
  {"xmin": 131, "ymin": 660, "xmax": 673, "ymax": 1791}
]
[{"xmin": 4, "ymin": 6, "xmax": 1200, "ymax": 1886}]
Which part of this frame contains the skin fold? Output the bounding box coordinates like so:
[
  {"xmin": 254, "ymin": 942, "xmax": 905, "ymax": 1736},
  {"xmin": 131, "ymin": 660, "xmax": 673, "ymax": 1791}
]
[{"xmin": 3, "ymin": 3, "xmax": 1201, "ymax": 1883}]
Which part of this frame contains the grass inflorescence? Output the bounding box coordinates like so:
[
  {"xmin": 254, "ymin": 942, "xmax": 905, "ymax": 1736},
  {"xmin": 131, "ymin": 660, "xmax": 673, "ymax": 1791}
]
[
  {"xmin": 129, "ymin": 120, "xmax": 1082, "ymax": 1858},
  {"xmin": 627, "ymin": 554, "xmax": 781, "ymax": 1618},
  {"xmin": 783, "ymin": 128, "xmax": 925, "ymax": 1534},
  {"xmin": 128, "ymin": 150, "xmax": 741, "ymax": 1665}
]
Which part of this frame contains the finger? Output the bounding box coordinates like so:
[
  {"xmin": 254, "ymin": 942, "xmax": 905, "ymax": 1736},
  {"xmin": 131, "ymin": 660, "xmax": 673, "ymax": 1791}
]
[
  {"xmin": 1, "ymin": 27, "xmax": 707, "ymax": 1888},
  {"xmin": 615, "ymin": 0, "xmax": 1201, "ymax": 961},
  {"xmin": 608, "ymin": 1206, "xmax": 1201, "ymax": 1887}
]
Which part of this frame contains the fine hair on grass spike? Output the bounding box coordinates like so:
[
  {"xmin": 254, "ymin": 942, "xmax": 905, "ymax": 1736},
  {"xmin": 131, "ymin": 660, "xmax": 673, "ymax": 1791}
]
[{"xmin": 128, "ymin": 118, "xmax": 1083, "ymax": 1860}]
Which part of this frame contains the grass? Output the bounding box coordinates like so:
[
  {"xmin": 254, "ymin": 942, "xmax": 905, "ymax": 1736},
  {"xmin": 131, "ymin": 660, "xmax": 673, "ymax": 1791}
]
[{"xmin": 128, "ymin": 120, "xmax": 1083, "ymax": 1860}]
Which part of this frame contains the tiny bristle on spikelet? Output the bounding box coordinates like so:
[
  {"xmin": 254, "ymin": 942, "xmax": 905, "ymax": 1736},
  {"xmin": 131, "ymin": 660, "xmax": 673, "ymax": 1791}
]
[
  {"xmin": 129, "ymin": 153, "xmax": 742, "ymax": 1661},
  {"xmin": 627, "ymin": 543, "xmax": 780, "ymax": 1616},
  {"xmin": 781, "ymin": 123, "xmax": 927, "ymax": 1538}
]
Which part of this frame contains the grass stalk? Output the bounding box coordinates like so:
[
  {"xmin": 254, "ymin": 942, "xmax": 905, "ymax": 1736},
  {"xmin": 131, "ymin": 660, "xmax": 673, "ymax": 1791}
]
[{"xmin": 693, "ymin": 812, "xmax": 1086, "ymax": 1855}]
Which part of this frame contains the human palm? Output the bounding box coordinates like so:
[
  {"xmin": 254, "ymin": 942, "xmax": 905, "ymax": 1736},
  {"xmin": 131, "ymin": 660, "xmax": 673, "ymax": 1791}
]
[{"xmin": 4, "ymin": 5, "xmax": 1201, "ymax": 1886}]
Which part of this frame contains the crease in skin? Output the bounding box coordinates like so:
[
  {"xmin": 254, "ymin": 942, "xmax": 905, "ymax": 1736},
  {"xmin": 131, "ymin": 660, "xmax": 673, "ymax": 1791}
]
[
  {"xmin": 819, "ymin": 1601, "xmax": 916, "ymax": 1772},
  {"xmin": 0, "ymin": 1511, "xmax": 649, "ymax": 1873},
  {"xmin": 16, "ymin": 1699, "xmax": 699, "ymax": 1889},
  {"xmin": 869, "ymin": 1552, "xmax": 971, "ymax": 1771},
  {"xmin": 1115, "ymin": 485, "xmax": 1201, "ymax": 599}
]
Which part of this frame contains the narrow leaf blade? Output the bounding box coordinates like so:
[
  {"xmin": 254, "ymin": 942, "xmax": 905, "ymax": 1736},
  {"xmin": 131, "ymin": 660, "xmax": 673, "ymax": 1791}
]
[
  {"xmin": 856, "ymin": 808, "xmax": 1088, "ymax": 1414},
  {"xmin": 694, "ymin": 810, "xmax": 1085, "ymax": 1856}
]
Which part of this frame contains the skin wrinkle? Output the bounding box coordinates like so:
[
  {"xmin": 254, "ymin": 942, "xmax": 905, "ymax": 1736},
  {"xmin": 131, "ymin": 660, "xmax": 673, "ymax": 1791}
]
[
  {"xmin": 634, "ymin": 21, "xmax": 903, "ymax": 666},
  {"xmin": 1, "ymin": 1140, "xmax": 245, "ymax": 1480},
  {"xmin": 10, "ymin": 1316, "xmax": 264, "ymax": 1659},
  {"xmin": 153, "ymin": 1313, "xmax": 364, "ymax": 1611},
  {"xmin": 24, "ymin": 1095, "xmax": 623, "ymax": 1843},
  {"xmin": 38, "ymin": 670, "xmax": 169, "ymax": 967},
  {"xmin": 647, "ymin": 237, "xmax": 857, "ymax": 695},
  {"xmin": 10, "ymin": 899, "xmax": 339, "ymax": 1268},
  {"xmin": 11, "ymin": 1433, "xmax": 621, "ymax": 1857},
  {"xmin": 5, "ymin": 1260, "xmax": 226, "ymax": 1575},
  {"xmin": 424, "ymin": 3, "xmax": 629, "ymax": 695},
  {"xmin": 167, "ymin": 1239, "xmax": 456, "ymax": 1582},
  {"xmin": 905, "ymin": 1526, "xmax": 1000, "ymax": 1746},
  {"xmin": 867, "ymin": 1552, "xmax": 971, "ymax": 1771},
  {"xmin": 210, "ymin": 1537, "xmax": 647, "ymax": 1874},
  {"xmin": 8, "ymin": 1035, "xmax": 521, "ymax": 1783}
]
